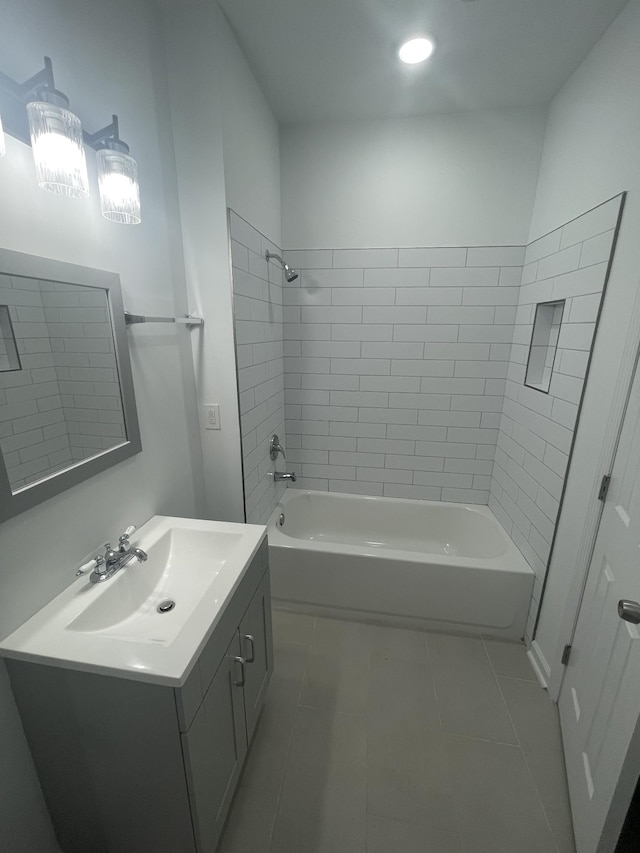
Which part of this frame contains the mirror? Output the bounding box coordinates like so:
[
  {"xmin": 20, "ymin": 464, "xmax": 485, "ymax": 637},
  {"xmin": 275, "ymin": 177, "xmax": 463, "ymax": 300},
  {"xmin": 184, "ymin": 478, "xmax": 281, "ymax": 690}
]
[{"xmin": 0, "ymin": 249, "xmax": 141, "ymax": 522}]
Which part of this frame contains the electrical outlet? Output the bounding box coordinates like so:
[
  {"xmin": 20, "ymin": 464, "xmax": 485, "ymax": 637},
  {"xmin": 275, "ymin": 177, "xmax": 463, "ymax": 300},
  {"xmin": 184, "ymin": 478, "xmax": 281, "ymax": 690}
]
[{"xmin": 204, "ymin": 404, "xmax": 220, "ymax": 430}]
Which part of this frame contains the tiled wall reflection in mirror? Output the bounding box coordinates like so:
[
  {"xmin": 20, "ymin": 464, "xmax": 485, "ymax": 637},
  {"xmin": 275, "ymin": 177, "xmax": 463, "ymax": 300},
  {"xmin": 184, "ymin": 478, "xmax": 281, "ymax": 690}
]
[{"xmin": 0, "ymin": 276, "xmax": 126, "ymax": 491}]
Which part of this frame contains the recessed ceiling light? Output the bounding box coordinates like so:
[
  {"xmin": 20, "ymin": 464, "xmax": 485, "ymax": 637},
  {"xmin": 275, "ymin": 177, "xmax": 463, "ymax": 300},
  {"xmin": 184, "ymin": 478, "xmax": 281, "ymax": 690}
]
[{"xmin": 398, "ymin": 36, "xmax": 435, "ymax": 65}]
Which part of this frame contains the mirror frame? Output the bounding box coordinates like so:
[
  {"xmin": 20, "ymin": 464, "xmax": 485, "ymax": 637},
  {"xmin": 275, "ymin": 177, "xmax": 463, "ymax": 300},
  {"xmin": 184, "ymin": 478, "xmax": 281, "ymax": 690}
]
[{"xmin": 0, "ymin": 248, "xmax": 141, "ymax": 522}]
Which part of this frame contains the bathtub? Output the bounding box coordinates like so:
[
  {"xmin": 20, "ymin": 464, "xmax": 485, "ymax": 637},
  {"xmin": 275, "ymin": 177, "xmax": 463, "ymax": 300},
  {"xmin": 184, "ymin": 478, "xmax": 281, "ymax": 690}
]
[{"xmin": 268, "ymin": 490, "xmax": 534, "ymax": 639}]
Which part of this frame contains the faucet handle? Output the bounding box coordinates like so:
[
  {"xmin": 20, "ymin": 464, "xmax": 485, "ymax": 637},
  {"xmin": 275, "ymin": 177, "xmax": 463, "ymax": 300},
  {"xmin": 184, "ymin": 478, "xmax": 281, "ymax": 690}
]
[
  {"xmin": 76, "ymin": 555, "xmax": 104, "ymax": 577},
  {"xmin": 119, "ymin": 525, "xmax": 136, "ymax": 543},
  {"xmin": 118, "ymin": 525, "xmax": 136, "ymax": 554},
  {"xmin": 269, "ymin": 434, "xmax": 286, "ymax": 461}
]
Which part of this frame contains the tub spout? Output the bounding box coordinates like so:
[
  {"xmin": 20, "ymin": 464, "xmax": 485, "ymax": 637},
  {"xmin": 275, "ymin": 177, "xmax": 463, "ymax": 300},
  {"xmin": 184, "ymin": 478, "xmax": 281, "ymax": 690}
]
[{"xmin": 274, "ymin": 471, "xmax": 296, "ymax": 482}]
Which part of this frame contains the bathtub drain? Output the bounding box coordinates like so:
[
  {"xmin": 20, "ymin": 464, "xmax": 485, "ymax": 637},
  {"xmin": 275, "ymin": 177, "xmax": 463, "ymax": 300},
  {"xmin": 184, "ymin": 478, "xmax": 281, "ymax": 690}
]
[{"xmin": 157, "ymin": 599, "xmax": 176, "ymax": 613}]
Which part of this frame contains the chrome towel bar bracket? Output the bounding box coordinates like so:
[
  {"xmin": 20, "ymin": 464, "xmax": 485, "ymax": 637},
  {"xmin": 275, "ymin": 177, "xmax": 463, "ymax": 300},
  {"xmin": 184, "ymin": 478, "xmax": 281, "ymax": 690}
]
[{"xmin": 124, "ymin": 311, "xmax": 204, "ymax": 329}]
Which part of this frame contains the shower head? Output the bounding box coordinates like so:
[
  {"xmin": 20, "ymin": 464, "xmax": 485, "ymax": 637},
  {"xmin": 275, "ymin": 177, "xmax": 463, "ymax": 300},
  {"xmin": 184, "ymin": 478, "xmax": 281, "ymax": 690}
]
[{"xmin": 265, "ymin": 250, "xmax": 299, "ymax": 282}]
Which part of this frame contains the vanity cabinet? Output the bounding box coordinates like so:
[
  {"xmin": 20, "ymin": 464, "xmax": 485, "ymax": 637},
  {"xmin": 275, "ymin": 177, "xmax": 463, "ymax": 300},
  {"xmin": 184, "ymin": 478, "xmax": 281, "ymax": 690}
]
[
  {"xmin": 6, "ymin": 538, "xmax": 272, "ymax": 853},
  {"xmin": 181, "ymin": 633, "xmax": 248, "ymax": 853},
  {"xmin": 239, "ymin": 571, "xmax": 273, "ymax": 739},
  {"xmin": 181, "ymin": 570, "xmax": 273, "ymax": 852}
]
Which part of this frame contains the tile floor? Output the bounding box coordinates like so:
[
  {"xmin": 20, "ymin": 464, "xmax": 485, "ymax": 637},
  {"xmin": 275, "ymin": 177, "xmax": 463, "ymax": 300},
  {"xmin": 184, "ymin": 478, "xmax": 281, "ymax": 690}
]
[{"xmin": 218, "ymin": 610, "xmax": 576, "ymax": 853}]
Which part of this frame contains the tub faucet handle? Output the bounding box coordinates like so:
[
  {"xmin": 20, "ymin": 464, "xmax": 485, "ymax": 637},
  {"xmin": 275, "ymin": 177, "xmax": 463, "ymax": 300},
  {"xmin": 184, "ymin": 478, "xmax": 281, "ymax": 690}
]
[{"xmin": 270, "ymin": 434, "xmax": 286, "ymax": 461}]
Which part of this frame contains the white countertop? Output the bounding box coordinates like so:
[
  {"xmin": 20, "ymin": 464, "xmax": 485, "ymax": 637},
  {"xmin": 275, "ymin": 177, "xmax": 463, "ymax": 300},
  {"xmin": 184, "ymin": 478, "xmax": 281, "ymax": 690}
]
[{"xmin": 0, "ymin": 515, "xmax": 267, "ymax": 687}]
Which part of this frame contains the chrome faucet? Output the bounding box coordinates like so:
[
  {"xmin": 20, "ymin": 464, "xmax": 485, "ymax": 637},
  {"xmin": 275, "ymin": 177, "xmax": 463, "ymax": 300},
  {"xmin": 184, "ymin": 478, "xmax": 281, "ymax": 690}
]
[
  {"xmin": 76, "ymin": 526, "xmax": 148, "ymax": 584},
  {"xmin": 274, "ymin": 471, "xmax": 296, "ymax": 482}
]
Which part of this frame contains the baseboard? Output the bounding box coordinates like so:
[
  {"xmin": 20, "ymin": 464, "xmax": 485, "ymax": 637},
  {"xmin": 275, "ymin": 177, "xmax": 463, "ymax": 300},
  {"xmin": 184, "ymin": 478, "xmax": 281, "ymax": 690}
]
[{"xmin": 528, "ymin": 641, "xmax": 551, "ymax": 690}]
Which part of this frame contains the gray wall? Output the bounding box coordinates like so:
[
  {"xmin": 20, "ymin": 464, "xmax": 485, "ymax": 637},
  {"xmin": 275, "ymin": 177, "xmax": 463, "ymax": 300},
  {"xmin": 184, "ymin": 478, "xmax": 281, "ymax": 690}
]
[
  {"xmin": 0, "ymin": 2, "xmax": 205, "ymax": 849},
  {"xmin": 281, "ymin": 109, "xmax": 546, "ymax": 249}
]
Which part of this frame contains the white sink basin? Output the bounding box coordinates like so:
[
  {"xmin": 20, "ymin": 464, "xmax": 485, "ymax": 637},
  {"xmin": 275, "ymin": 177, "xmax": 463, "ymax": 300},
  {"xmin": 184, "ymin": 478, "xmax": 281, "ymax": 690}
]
[
  {"xmin": 68, "ymin": 528, "xmax": 244, "ymax": 644},
  {"xmin": 0, "ymin": 516, "xmax": 266, "ymax": 685}
]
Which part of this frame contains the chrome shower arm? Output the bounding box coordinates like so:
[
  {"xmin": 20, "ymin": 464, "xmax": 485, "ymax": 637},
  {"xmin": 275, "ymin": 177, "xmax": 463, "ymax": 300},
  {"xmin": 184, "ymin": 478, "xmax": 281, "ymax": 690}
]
[{"xmin": 265, "ymin": 250, "xmax": 284, "ymax": 266}]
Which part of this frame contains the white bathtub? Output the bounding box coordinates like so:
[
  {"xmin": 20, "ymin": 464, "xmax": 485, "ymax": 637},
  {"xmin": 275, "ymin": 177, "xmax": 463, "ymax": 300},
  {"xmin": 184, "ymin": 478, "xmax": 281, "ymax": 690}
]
[{"xmin": 268, "ymin": 490, "xmax": 534, "ymax": 639}]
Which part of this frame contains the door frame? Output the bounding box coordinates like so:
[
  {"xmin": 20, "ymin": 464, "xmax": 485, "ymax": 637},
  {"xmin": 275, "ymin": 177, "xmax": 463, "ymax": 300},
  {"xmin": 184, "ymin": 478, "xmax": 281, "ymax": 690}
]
[
  {"xmin": 557, "ymin": 346, "xmax": 640, "ymax": 853},
  {"xmin": 544, "ymin": 323, "xmax": 640, "ymax": 702},
  {"xmin": 596, "ymin": 717, "xmax": 640, "ymax": 853}
]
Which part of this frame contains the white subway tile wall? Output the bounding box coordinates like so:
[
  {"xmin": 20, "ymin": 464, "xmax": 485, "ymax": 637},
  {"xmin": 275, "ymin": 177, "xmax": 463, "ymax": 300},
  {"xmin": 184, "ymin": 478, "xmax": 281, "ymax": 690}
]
[
  {"xmin": 0, "ymin": 276, "xmax": 125, "ymax": 490},
  {"xmin": 488, "ymin": 196, "xmax": 622, "ymax": 641},
  {"xmin": 44, "ymin": 283, "xmax": 124, "ymax": 466},
  {"xmin": 230, "ymin": 203, "xmax": 621, "ymax": 642},
  {"xmin": 281, "ymin": 246, "xmax": 525, "ymax": 500},
  {"xmin": 230, "ymin": 211, "xmax": 286, "ymax": 524}
]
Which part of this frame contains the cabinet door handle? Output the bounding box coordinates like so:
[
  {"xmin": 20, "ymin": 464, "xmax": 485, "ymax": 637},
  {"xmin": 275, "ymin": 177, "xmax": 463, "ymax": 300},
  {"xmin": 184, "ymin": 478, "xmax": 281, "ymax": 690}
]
[
  {"xmin": 233, "ymin": 656, "xmax": 246, "ymax": 687},
  {"xmin": 243, "ymin": 634, "xmax": 255, "ymax": 663}
]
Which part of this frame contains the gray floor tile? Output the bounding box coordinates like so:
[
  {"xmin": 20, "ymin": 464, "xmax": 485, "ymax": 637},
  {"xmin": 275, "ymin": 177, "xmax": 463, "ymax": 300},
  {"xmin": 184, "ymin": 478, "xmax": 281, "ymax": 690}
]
[
  {"xmin": 367, "ymin": 751, "xmax": 458, "ymax": 831},
  {"xmin": 367, "ymin": 659, "xmax": 441, "ymax": 769},
  {"xmin": 366, "ymin": 814, "xmax": 463, "ymax": 853},
  {"xmin": 270, "ymin": 787, "xmax": 366, "ymax": 853},
  {"xmin": 271, "ymin": 639, "xmax": 308, "ymax": 701},
  {"xmin": 483, "ymin": 637, "xmax": 537, "ymax": 681},
  {"xmin": 299, "ymin": 617, "xmax": 374, "ymax": 714},
  {"xmin": 223, "ymin": 614, "xmax": 576, "ymax": 853},
  {"xmin": 270, "ymin": 706, "xmax": 367, "ymax": 853},
  {"xmin": 285, "ymin": 704, "xmax": 367, "ymax": 778},
  {"xmin": 367, "ymin": 660, "xmax": 455, "ymax": 828},
  {"xmin": 446, "ymin": 733, "xmax": 558, "ymax": 853},
  {"xmin": 218, "ymin": 785, "xmax": 278, "ymax": 853},
  {"xmin": 240, "ymin": 641, "xmax": 306, "ymax": 793},
  {"xmin": 499, "ymin": 677, "xmax": 576, "ymax": 853},
  {"xmin": 369, "ymin": 625, "xmax": 428, "ymax": 669},
  {"xmin": 239, "ymin": 700, "xmax": 295, "ymax": 794},
  {"xmin": 427, "ymin": 633, "xmax": 518, "ymax": 744},
  {"xmin": 272, "ymin": 608, "xmax": 316, "ymax": 646}
]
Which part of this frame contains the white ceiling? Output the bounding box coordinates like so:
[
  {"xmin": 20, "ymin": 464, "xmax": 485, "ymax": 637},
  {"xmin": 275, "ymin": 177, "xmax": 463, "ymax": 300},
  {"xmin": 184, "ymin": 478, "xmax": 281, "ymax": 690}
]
[{"xmin": 216, "ymin": 0, "xmax": 628, "ymax": 124}]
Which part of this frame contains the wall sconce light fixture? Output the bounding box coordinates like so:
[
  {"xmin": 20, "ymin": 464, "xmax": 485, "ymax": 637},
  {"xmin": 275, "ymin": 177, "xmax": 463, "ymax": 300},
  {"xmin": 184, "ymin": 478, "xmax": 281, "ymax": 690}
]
[
  {"xmin": 0, "ymin": 57, "xmax": 141, "ymax": 223},
  {"xmin": 94, "ymin": 119, "xmax": 141, "ymax": 225},
  {"xmin": 26, "ymin": 89, "xmax": 89, "ymax": 198}
]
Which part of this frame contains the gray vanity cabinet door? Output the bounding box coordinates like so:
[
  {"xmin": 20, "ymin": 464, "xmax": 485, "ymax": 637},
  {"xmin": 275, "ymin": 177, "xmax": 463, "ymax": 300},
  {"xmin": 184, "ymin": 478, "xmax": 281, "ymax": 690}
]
[
  {"xmin": 240, "ymin": 572, "xmax": 274, "ymax": 741},
  {"xmin": 181, "ymin": 633, "xmax": 248, "ymax": 853}
]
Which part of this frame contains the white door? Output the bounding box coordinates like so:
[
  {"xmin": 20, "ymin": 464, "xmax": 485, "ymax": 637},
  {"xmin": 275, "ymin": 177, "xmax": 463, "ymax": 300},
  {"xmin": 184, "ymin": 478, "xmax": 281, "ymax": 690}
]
[{"xmin": 559, "ymin": 355, "xmax": 640, "ymax": 853}]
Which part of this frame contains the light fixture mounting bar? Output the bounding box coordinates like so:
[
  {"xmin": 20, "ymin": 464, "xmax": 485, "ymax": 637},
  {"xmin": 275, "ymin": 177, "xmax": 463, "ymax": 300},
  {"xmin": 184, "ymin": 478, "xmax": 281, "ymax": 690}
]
[
  {"xmin": 0, "ymin": 57, "xmax": 56, "ymax": 145},
  {"xmin": 0, "ymin": 57, "xmax": 128, "ymax": 152},
  {"xmin": 85, "ymin": 114, "xmax": 128, "ymax": 153}
]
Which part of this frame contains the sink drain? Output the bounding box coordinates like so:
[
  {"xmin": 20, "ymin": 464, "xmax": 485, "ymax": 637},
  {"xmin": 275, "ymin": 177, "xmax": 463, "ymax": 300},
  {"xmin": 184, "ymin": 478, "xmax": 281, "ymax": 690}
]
[{"xmin": 157, "ymin": 599, "xmax": 176, "ymax": 613}]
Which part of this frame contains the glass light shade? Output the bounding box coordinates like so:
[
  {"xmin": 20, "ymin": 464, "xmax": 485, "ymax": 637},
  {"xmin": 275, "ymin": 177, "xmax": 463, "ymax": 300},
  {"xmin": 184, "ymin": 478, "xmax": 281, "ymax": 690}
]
[
  {"xmin": 0, "ymin": 113, "xmax": 5, "ymax": 158},
  {"xmin": 96, "ymin": 148, "xmax": 141, "ymax": 225},
  {"xmin": 26, "ymin": 99, "xmax": 89, "ymax": 198}
]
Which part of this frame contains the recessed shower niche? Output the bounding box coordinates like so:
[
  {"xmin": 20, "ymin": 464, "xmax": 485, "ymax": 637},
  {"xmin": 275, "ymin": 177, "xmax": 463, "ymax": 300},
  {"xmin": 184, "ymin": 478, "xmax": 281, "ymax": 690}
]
[
  {"xmin": 525, "ymin": 299, "xmax": 566, "ymax": 393},
  {"xmin": 0, "ymin": 305, "xmax": 21, "ymax": 372}
]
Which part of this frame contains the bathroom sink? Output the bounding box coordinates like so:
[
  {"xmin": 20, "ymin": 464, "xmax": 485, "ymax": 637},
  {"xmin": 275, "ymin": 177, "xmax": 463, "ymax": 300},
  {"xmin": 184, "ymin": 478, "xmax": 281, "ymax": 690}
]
[
  {"xmin": 0, "ymin": 516, "xmax": 266, "ymax": 685},
  {"xmin": 67, "ymin": 527, "xmax": 245, "ymax": 643}
]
